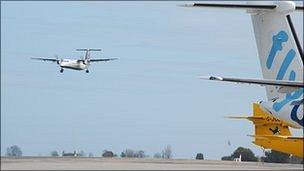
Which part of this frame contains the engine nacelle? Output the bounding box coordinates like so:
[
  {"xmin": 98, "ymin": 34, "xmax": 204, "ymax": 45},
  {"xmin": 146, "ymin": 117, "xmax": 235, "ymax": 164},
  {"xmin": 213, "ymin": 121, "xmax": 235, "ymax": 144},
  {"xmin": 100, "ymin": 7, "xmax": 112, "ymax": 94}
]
[
  {"xmin": 57, "ymin": 59, "xmax": 63, "ymax": 65},
  {"xmin": 83, "ymin": 60, "xmax": 89, "ymax": 65}
]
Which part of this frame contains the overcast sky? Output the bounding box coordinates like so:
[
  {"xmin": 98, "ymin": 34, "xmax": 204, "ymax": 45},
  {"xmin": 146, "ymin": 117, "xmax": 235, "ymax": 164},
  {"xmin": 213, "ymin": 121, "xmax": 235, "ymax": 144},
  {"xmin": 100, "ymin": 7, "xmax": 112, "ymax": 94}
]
[{"xmin": 1, "ymin": 1, "xmax": 303, "ymax": 159}]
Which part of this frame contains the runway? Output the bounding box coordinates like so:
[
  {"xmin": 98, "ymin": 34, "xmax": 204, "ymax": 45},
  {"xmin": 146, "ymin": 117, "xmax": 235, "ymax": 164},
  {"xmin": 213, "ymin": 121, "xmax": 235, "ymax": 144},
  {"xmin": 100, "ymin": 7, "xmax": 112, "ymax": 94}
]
[{"xmin": 1, "ymin": 157, "xmax": 303, "ymax": 170}]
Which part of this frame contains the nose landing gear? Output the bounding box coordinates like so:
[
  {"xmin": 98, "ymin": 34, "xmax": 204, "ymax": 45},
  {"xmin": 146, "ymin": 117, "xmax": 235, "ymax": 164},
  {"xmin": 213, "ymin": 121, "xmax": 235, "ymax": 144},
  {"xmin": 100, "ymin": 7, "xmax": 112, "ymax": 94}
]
[
  {"xmin": 60, "ymin": 68, "xmax": 64, "ymax": 73},
  {"xmin": 86, "ymin": 69, "xmax": 89, "ymax": 73}
]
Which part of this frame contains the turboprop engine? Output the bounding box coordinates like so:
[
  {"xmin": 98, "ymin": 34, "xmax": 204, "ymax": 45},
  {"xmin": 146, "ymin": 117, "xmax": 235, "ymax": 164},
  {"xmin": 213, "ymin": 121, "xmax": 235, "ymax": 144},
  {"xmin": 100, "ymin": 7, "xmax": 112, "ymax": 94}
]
[
  {"xmin": 57, "ymin": 59, "xmax": 63, "ymax": 65},
  {"xmin": 82, "ymin": 59, "xmax": 89, "ymax": 65}
]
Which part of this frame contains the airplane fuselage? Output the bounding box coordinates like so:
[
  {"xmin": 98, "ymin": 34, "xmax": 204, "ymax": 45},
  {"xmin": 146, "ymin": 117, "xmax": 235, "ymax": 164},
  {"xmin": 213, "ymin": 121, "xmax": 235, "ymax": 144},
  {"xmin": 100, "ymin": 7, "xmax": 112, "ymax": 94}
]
[
  {"xmin": 59, "ymin": 59, "xmax": 89, "ymax": 70},
  {"xmin": 260, "ymin": 95, "xmax": 303, "ymax": 129}
]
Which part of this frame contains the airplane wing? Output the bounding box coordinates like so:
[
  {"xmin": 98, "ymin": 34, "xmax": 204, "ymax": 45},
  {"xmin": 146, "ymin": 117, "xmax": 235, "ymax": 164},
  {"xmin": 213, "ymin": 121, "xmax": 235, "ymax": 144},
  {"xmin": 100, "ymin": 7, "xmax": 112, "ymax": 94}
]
[
  {"xmin": 31, "ymin": 57, "xmax": 58, "ymax": 62},
  {"xmin": 225, "ymin": 116, "xmax": 264, "ymax": 120},
  {"xmin": 90, "ymin": 58, "xmax": 118, "ymax": 62},
  {"xmin": 200, "ymin": 76, "xmax": 304, "ymax": 88}
]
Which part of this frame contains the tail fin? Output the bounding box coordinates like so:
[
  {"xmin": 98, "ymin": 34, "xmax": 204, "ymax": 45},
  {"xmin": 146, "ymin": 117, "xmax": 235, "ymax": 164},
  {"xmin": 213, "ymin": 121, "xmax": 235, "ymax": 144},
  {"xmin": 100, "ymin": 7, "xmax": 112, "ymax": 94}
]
[
  {"xmin": 227, "ymin": 103, "xmax": 292, "ymax": 136},
  {"xmin": 227, "ymin": 103, "xmax": 303, "ymax": 158},
  {"xmin": 183, "ymin": 1, "xmax": 303, "ymax": 100},
  {"xmin": 252, "ymin": 103, "xmax": 291, "ymax": 136},
  {"xmin": 251, "ymin": 103, "xmax": 303, "ymax": 158},
  {"xmin": 76, "ymin": 49, "xmax": 102, "ymax": 60},
  {"xmin": 247, "ymin": 1, "xmax": 303, "ymax": 100}
]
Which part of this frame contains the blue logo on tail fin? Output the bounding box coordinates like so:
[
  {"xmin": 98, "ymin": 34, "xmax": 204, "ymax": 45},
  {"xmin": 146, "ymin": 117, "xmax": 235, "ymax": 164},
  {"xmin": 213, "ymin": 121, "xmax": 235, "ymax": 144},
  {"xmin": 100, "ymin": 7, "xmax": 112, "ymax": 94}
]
[
  {"xmin": 266, "ymin": 31, "xmax": 288, "ymax": 69},
  {"xmin": 266, "ymin": 30, "xmax": 303, "ymax": 126}
]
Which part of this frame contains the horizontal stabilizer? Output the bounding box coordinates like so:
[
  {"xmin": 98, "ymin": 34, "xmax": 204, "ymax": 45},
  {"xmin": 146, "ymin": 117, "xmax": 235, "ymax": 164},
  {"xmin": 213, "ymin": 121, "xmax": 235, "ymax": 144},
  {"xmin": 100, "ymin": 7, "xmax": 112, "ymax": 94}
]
[
  {"xmin": 225, "ymin": 115, "xmax": 286, "ymax": 127},
  {"xmin": 249, "ymin": 135, "xmax": 303, "ymax": 140},
  {"xmin": 200, "ymin": 76, "xmax": 304, "ymax": 90},
  {"xmin": 181, "ymin": 3, "xmax": 303, "ymax": 11},
  {"xmin": 225, "ymin": 116, "xmax": 264, "ymax": 120},
  {"xmin": 76, "ymin": 49, "xmax": 102, "ymax": 51}
]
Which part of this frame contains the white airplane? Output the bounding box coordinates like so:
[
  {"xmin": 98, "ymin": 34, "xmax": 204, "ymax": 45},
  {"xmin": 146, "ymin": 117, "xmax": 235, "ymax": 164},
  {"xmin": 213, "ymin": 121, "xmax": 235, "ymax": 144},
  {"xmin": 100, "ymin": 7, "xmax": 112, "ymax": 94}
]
[
  {"xmin": 184, "ymin": 1, "xmax": 303, "ymax": 128},
  {"xmin": 32, "ymin": 49, "xmax": 117, "ymax": 73}
]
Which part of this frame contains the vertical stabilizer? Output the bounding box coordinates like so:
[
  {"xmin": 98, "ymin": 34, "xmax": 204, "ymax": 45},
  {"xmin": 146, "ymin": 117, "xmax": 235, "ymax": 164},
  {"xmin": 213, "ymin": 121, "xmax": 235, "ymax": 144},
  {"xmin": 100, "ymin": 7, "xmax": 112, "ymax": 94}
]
[
  {"xmin": 247, "ymin": 1, "xmax": 303, "ymax": 100},
  {"xmin": 76, "ymin": 48, "xmax": 102, "ymax": 61},
  {"xmin": 227, "ymin": 103, "xmax": 303, "ymax": 158}
]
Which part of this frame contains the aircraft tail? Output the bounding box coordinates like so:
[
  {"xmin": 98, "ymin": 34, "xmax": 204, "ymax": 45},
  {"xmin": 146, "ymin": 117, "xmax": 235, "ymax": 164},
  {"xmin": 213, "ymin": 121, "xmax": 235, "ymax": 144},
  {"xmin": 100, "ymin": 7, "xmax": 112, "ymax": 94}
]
[
  {"xmin": 76, "ymin": 49, "xmax": 102, "ymax": 61},
  {"xmin": 227, "ymin": 103, "xmax": 303, "ymax": 158},
  {"xmin": 185, "ymin": 1, "xmax": 303, "ymax": 100},
  {"xmin": 247, "ymin": 1, "xmax": 303, "ymax": 100}
]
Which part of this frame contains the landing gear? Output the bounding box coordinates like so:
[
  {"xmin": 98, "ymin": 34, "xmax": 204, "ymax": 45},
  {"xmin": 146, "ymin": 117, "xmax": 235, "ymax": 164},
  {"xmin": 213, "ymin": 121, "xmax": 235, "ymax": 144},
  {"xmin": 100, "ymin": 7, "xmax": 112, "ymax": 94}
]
[
  {"xmin": 86, "ymin": 69, "xmax": 89, "ymax": 73},
  {"xmin": 60, "ymin": 68, "xmax": 64, "ymax": 73}
]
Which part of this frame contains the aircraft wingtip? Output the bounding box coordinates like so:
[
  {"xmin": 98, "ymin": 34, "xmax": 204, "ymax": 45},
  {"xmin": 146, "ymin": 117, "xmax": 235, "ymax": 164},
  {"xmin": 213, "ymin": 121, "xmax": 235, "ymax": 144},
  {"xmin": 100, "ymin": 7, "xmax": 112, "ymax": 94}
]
[
  {"xmin": 199, "ymin": 76, "xmax": 211, "ymax": 80},
  {"xmin": 199, "ymin": 76, "xmax": 223, "ymax": 81},
  {"xmin": 177, "ymin": 4, "xmax": 194, "ymax": 8}
]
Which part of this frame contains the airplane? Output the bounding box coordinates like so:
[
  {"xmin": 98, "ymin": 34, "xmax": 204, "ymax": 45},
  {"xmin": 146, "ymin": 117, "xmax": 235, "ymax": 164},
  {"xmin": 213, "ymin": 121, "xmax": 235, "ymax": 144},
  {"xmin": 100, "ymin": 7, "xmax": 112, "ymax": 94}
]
[
  {"xmin": 227, "ymin": 103, "xmax": 303, "ymax": 158},
  {"xmin": 183, "ymin": 1, "xmax": 303, "ymax": 156},
  {"xmin": 32, "ymin": 49, "xmax": 117, "ymax": 73}
]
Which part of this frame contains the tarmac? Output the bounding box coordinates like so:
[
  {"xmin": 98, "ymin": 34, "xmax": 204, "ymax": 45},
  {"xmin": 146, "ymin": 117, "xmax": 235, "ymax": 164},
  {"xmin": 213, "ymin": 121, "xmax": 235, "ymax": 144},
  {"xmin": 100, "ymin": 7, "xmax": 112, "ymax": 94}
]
[{"xmin": 1, "ymin": 157, "xmax": 303, "ymax": 170}]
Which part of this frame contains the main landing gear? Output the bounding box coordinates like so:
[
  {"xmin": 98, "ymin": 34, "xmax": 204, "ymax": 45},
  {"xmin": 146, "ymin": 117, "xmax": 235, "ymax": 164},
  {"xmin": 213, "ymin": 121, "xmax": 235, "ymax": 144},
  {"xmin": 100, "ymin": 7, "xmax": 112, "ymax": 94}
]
[
  {"xmin": 60, "ymin": 68, "xmax": 64, "ymax": 73},
  {"xmin": 86, "ymin": 69, "xmax": 89, "ymax": 73}
]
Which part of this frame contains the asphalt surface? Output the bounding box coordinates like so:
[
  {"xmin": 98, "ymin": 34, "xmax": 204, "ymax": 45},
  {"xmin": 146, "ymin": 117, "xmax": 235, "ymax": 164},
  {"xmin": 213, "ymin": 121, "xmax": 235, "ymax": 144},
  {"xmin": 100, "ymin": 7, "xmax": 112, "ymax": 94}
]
[{"xmin": 1, "ymin": 157, "xmax": 303, "ymax": 170}]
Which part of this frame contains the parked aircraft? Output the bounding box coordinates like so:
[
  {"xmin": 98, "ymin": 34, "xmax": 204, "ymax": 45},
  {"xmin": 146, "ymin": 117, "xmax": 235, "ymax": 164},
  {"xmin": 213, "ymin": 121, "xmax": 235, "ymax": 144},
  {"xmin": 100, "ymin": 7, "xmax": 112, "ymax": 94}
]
[
  {"xmin": 228, "ymin": 103, "xmax": 303, "ymax": 158},
  {"xmin": 187, "ymin": 1, "xmax": 304, "ymax": 128},
  {"xmin": 32, "ymin": 49, "xmax": 117, "ymax": 73},
  {"xmin": 184, "ymin": 1, "xmax": 303, "ymax": 157}
]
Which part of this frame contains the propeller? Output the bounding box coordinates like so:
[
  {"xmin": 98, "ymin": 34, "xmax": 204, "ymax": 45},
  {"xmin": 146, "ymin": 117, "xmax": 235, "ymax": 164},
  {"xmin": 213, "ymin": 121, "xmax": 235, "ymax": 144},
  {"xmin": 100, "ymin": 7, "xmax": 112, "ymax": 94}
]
[
  {"xmin": 83, "ymin": 59, "xmax": 90, "ymax": 65},
  {"xmin": 55, "ymin": 55, "xmax": 63, "ymax": 64},
  {"xmin": 79, "ymin": 56, "xmax": 86, "ymax": 64}
]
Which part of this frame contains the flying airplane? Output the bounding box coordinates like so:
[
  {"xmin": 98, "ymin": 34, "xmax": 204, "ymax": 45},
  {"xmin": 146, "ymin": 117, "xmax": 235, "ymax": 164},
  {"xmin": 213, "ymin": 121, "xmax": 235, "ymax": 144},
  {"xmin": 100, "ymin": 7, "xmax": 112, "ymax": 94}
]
[
  {"xmin": 32, "ymin": 49, "xmax": 117, "ymax": 73},
  {"xmin": 183, "ymin": 1, "xmax": 303, "ymax": 156}
]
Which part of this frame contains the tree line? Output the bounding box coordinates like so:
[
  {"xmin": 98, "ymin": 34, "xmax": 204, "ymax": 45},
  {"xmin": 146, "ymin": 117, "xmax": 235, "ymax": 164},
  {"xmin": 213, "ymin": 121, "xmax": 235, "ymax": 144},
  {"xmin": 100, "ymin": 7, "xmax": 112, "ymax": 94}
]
[
  {"xmin": 4, "ymin": 145, "xmax": 303, "ymax": 164},
  {"xmin": 221, "ymin": 147, "xmax": 303, "ymax": 164},
  {"xmin": 5, "ymin": 144, "xmax": 172, "ymax": 159}
]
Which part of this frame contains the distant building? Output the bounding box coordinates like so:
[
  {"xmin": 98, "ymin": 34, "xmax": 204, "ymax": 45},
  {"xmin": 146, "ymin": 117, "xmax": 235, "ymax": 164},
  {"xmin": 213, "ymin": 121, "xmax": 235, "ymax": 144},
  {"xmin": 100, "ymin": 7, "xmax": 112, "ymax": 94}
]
[{"xmin": 62, "ymin": 151, "xmax": 79, "ymax": 157}]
